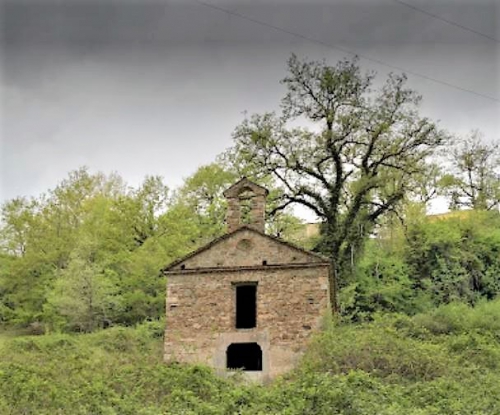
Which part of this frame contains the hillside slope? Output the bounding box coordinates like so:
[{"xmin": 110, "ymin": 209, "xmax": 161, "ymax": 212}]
[{"xmin": 1, "ymin": 301, "xmax": 500, "ymax": 414}]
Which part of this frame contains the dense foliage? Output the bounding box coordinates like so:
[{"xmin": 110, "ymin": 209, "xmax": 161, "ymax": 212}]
[
  {"xmin": 1, "ymin": 301, "xmax": 500, "ymax": 414},
  {"xmin": 0, "ymin": 166, "xmax": 302, "ymax": 331},
  {"xmin": 342, "ymin": 208, "xmax": 500, "ymax": 320},
  {"xmin": 0, "ymin": 168, "xmax": 197, "ymax": 330}
]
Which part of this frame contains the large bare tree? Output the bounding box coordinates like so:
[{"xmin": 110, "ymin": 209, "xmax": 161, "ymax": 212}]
[{"xmin": 227, "ymin": 55, "xmax": 447, "ymax": 311}]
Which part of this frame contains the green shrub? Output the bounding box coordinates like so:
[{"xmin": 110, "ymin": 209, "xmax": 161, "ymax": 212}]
[
  {"xmin": 1, "ymin": 305, "xmax": 500, "ymax": 414},
  {"xmin": 302, "ymin": 323, "xmax": 450, "ymax": 381}
]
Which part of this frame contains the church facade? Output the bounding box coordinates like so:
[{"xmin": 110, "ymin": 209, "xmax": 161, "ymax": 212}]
[{"xmin": 163, "ymin": 178, "xmax": 331, "ymax": 381}]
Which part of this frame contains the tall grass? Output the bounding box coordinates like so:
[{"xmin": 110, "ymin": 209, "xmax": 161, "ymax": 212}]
[{"xmin": 1, "ymin": 300, "xmax": 500, "ymax": 414}]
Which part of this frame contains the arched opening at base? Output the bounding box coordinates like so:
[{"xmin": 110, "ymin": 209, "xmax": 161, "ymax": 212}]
[{"xmin": 226, "ymin": 342, "xmax": 262, "ymax": 371}]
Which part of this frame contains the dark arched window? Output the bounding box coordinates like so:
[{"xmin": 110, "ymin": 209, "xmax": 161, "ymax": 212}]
[{"xmin": 226, "ymin": 343, "xmax": 262, "ymax": 371}]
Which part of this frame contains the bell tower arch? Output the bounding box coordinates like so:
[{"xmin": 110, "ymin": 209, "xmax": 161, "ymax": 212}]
[{"xmin": 223, "ymin": 178, "xmax": 268, "ymax": 233}]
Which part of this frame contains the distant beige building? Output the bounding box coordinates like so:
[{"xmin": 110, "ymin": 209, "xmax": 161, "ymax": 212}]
[
  {"xmin": 162, "ymin": 178, "xmax": 332, "ymax": 381},
  {"xmin": 427, "ymin": 209, "xmax": 473, "ymax": 222}
]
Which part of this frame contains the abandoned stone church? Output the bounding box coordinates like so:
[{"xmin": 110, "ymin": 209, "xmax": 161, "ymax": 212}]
[{"xmin": 163, "ymin": 178, "xmax": 332, "ymax": 380}]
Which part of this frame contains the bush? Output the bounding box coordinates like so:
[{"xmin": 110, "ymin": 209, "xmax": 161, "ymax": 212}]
[
  {"xmin": 342, "ymin": 210, "xmax": 500, "ymax": 321},
  {"xmin": 302, "ymin": 323, "xmax": 450, "ymax": 381},
  {"xmin": 1, "ymin": 304, "xmax": 500, "ymax": 414}
]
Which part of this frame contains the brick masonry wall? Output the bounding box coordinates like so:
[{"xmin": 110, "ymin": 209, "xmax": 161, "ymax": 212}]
[{"xmin": 164, "ymin": 264, "xmax": 330, "ymax": 379}]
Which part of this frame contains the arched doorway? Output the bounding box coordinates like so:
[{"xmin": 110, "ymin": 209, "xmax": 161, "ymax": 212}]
[{"xmin": 226, "ymin": 343, "xmax": 262, "ymax": 371}]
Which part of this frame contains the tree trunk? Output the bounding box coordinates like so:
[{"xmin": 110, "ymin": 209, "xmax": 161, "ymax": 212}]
[{"xmin": 329, "ymin": 260, "xmax": 340, "ymax": 314}]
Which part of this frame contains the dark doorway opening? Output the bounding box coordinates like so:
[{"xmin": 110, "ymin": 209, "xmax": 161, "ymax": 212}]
[
  {"xmin": 226, "ymin": 343, "xmax": 262, "ymax": 371},
  {"xmin": 235, "ymin": 284, "xmax": 256, "ymax": 328}
]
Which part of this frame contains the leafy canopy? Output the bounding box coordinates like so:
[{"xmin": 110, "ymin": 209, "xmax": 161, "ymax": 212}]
[{"xmin": 227, "ymin": 54, "xmax": 447, "ymax": 307}]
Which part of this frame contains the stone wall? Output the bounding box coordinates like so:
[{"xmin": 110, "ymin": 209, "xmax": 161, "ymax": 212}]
[
  {"xmin": 164, "ymin": 264, "xmax": 330, "ymax": 380},
  {"xmin": 170, "ymin": 228, "xmax": 325, "ymax": 271},
  {"xmin": 226, "ymin": 193, "xmax": 266, "ymax": 233},
  {"xmin": 223, "ymin": 178, "xmax": 268, "ymax": 233}
]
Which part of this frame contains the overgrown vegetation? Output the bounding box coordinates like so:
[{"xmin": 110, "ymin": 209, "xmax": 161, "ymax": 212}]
[
  {"xmin": 1, "ymin": 54, "xmax": 499, "ymax": 413},
  {"xmin": 1, "ymin": 301, "xmax": 500, "ymax": 414},
  {"xmin": 342, "ymin": 209, "xmax": 500, "ymax": 320}
]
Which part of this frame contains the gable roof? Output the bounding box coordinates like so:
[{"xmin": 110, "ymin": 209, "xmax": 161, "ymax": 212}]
[
  {"xmin": 161, "ymin": 225, "xmax": 330, "ymax": 272},
  {"xmin": 223, "ymin": 177, "xmax": 269, "ymax": 198}
]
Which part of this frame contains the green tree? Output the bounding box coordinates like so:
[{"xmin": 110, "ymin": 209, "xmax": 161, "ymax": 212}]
[
  {"xmin": 0, "ymin": 197, "xmax": 39, "ymax": 257},
  {"xmin": 173, "ymin": 163, "xmax": 237, "ymax": 244},
  {"xmin": 404, "ymin": 210, "xmax": 500, "ymax": 306},
  {"xmin": 227, "ymin": 54, "xmax": 446, "ymax": 310},
  {"xmin": 118, "ymin": 202, "xmax": 202, "ymax": 325},
  {"xmin": 0, "ymin": 168, "xmax": 175, "ymax": 328},
  {"xmin": 44, "ymin": 243, "xmax": 122, "ymax": 332},
  {"xmin": 441, "ymin": 131, "xmax": 500, "ymax": 211}
]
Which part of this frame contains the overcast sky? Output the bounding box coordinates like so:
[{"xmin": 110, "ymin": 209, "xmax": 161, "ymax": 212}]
[{"xmin": 1, "ymin": 0, "xmax": 499, "ymax": 216}]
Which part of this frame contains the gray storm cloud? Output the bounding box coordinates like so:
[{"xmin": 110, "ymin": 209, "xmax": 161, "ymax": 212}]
[{"xmin": 1, "ymin": 0, "xmax": 498, "ymax": 205}]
